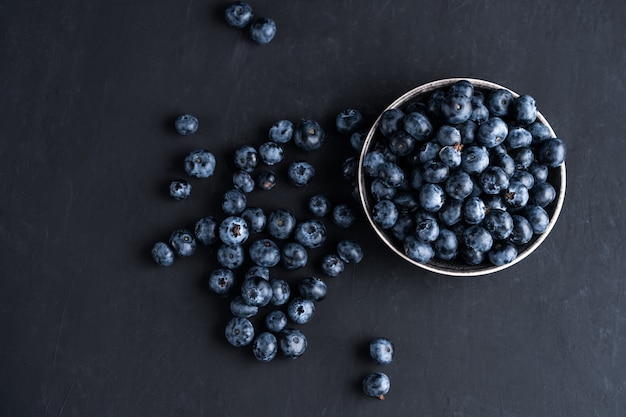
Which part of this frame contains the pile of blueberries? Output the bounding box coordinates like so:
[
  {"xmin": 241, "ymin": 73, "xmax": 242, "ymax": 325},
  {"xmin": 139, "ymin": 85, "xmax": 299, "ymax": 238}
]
[
  {"xmin": 358, "ymin": 79, "xmax": 566, "ymax": 267},
  {"xmin": 152, "ymin": 113, "xmax": 367, "ymax": 363}
]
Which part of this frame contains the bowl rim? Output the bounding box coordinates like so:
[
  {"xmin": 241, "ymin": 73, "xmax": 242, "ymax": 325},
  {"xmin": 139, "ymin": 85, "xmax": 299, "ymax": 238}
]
[{"xmin": 357, "ymin": 77, "xmax": 567, "ymax": 277}]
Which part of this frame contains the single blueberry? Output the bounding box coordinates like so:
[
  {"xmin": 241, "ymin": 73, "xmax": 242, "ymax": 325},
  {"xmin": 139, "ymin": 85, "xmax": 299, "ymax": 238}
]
[
  {"xmin": 506, "ymin": 126, "xmax": 533, "ymax": 149},
  {"xmin": 393, "ymin": 191, "xmax": 420, "ymax": 213},
  {"xmin": 510, "ymin": 214, "xmax": 534, "ymax": 245},
  {"xmin": 426, "ymin": 89, "xmax": 446, "ymax": 121},
  {"xmin": 233, "ymin": 170, "xmax": 255, "ymax": 193},
  {"xmin": 230, "ymin": 295, "xmax": 259, "ymax": 318},
  {"xmin": 415, "ymin": 215, "xmax": 440, "ymax": 242},
  {"xmin": 511, "ymin": 170, "xmax": 535, "ymax": 190},
  {"xmin": 438, "ymin": 199, "xmax": 463, "ymax": 227},
  {"xmin": 174, "ymin": 114, "xmax": 199, "ymax": 135},
  {"xmin": 219, "ymin": 216, "xmax": 249, "ymax": 245},
  {"xmin": 477, "ymin": 117, "xmax": 508, "ymax": 148},
  {"xmin": 258, "ymin": 141, "xmax": 284, "ymax": 166},
  {"xmin": 269, "ymin": 119, "xmax": 293, "ymax": 143},
  {"xmin": 266, "ymin": 209, "xmax": 297, "ymax": 239},
  {"xmin": 372, "ymin": 200, "xmax": 399, "ymax": 229},
  {"xmin": 288, "ymin": 160, "xmax": 315, "ymax": 187},
  {"xmin": 265, "ymin": 310, "xmax": 287, "ymax": 333},
  {"xmin": 195, "ymin": 216, "xmax": 217, "ymax": 246},
  {"xmin": 470, "ymin": 103, "xmax": 490, "ymax": 124},
  {"xmin": 460, "ymin": 246, "xmax": 486, "ymax": 265},
  {"xmin": 216, "ymin": 244, "xmax": 245, "ymax": 269},
  {"xmin": 308, "ymin": 194, "xmax": 331, "ymax": 217},
  {"xmin": 459, "ymin": 120, "xmax": 478, "ymax": 144},
  {"xmin": 336, "ymin": 240, "xmax": 364, "ymax": 264},
  {"xmin": 419, "ymin": 183, "xmax": 445, "ymax": 212},
  {"xmin": 483, "ymin": 209, "xmax": 514, "ymax": 240},
  {"xmin": 449, "ymin": 79, "xmax": 474, "ymax": 98},
  {"xmin": 184, "ymin": 149, "xmax": 216, "ymax": 178},
  {"xmin": 279, "ymin": 329, "xmax": 307, "ymax": 359},
  {"xmin": 503, "ymin": 182, "xmax": 530, "ymax": 209},
  {"xmin": 530, "ymin": 182, "xmax": 556, "ymax": 207},
  {"xmin": 513, "ymin": 94, "xmax": 537, "ymax": 125},
  {"xmin": 461, "ymin": 145, "xmax": 490, "ymax": 174},
  {"xmin": 377, "ymin": 161, "xmax": 405, "ymax": 188},
  {"xmin": 287, "ymin": 297, "xmax": 315, "ymax": 324},
  {"xmin": 341, "ymin": 156, "xmax": 357, "ymax": 181},
  {"xmin": 362, "ymin": 151, "xmax": 386, "ymax": 177},
  {"xmin": 488, "ymin": 241, "xmax": 518, "ymax": 266},
  {"xmin": 294, "ymin": 119, "xmax": 325, "ymax": 151},
  {"xmin": 527, "ymin": 121, "xmax": 552, "ymax": 143},
  {"xmin": 490, "ymin": 152, "xmax": 516, "ymax": 177},
  {"xmin": 248, "ymin": 238, "xmax": 281, "ymax": 267},
  {"xmin": 528, "ymin": 162, "xmax": 549, "ymax": 184},
  {"xmin": 298, "ymin": 277, "xmax": 327, "ymax": 301},
  {"xmin": 487, "ymin": 89, "xmax": 514, "ymax": 117},
  {"xmin": 280, "ymin": 242, "xmax": 308, "ymax": 270},
  {"xmin": 256, "ymin": 170, "xmax": 277, "ymax": 191},
  {"xmin": 294, "ymin": 219, "xmax": 327, "ymax": 249},
  {"xmin": 462, "ymin": 225, "xmax": 494, "ymax": 252},
  {"xmin": 208, "ymin": 269, "xmax": 235, "ymax": 297},
  {"xmin": 241, "ymin": 276, "xmax": 273, "ymax": 307},
  {"xmin": 245, "ymin": 265, "xmax": 270, "ymax": 281},
  {"xmin": 422, "ymin": 160, "xmax": 450, "ymax": 183},
  {"xmin": 523, "ymin": 205, "xmax": 550, "ymax": 234},
  {"xmin": 441, "ymin": 93, "xmax": 472, "ymax": 125},
  {"xmin": 249, "ymin": 18, "xmax": 277, "ymax": 44},
  {"xmin": 225, "ymin": 317, "xmax": 254, "ymax": 347},
  {"xmin": 537, "ymin": 137, "xmax": 566, "ymax": 168},
  {"xmin": 388, "ymin": 130, "xmax": 416, "ymax": 157},
  {"xmin": 479, "ymin": 166, "xmax": 510, "ymax": 195},
  {"xmin": 332, "ymin": 204, "xmax": 356, "ymax": 228},
  {"xmin": 444, "ymin": 170, "xmax": 474, "ymax": 201},
  {"xmin": 404, "ymin": 235, "xmax": 434, "ymax": 263},
  {"xmin": 169, "ymin": 179, "xmax": 192, "ymax": 200},
  {"xmin": 350, "ymin": 130, "xmax": 367, "ymax": 152},
  {"xmin": 336, "ymin": 108, "xmax": 364, "ymax": 134},
  {"xmin": 403, "ymin": 111, "xmax": 433, "ymax": 141},
  {"xmin": 483, "ymin": 195, "xmax": 507, "ymax": 211},
  {"xmin": 253, "ymin": 332, "xmax": 278, "ymax": 362},
  {"xmin": 269, "ymin": 278, "xmax": 291, "ymax": 306},
  {"xmin": 224, "ymin": 1, "xmax": 254, "ymax": 28},
  {"xmin": 370, "ymin": 337, "xmax": 394, "ymax": 364},
  {"xmin": 510, "ymin": 147, "xmax": 535, "ymax": 170},
  {"xmin": 391, "ymin": 213, "xmax": 415, "ymax": 242},
  {"xmin": 463, "ymin": 196, "xmax": 487, "ymax": 225},
  {"xmin": 362, "ymin": 372, "xmax": 391, "ymax": 400},
  {"xmin": 321, "ymin": 253, "xmax": 345, "ymax": 277},
  {"xmin": 370, "ymin": 178, "xmax": 397, "ymax": 202},
  {"xmin": 438, "ymin": 145, "xmax": 462, "ymax": 168},
  {"xmin": 170, "ymin": 229, "xmax": 197, "ymax": 257},
  {"xmin": 378, "ymin": 108, "xmax": 405, "ymax": 138},
  {"xmin": 241, "ymin": 207, "xmax": 266, "ymax": 234},
  {"xmin": 433, "ymin": 228, "xmax": 458, "ymax": 261},
  {"xmin": 233, "ymin": 145, "xmax": 258, "ymax": 172},
  {"xmin": 151, "ymin": 242, "xmax": 175, "ymax": 266}
]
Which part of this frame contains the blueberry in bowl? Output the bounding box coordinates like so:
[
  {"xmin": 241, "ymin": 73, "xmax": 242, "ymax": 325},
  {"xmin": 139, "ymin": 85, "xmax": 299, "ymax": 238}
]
[{"xmin": 357, "ymin": 78, "xmax": 566, "ymax": 276}]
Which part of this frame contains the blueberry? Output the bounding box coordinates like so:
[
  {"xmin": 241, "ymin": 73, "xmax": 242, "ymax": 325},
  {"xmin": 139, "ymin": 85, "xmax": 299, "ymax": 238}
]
[
  {"xmin": 294, "ymin": 119, "xmax": 325, "ymax": 151},
  {"xmin": 511, "ymin": 170, "xmax": 535, "ymax": 190},
  {"xmin": 477, "ymin": 117, "xmax": 508, "ymax": 148},
  {"xmin": 184, "ymin": 149, "xmax": 216, "ymax": 178},
  {"xmin": 169, "ymin": 179, "xmax": 192, "ymax": 200},
  {"xmin": 444, "ymin": 170, "xmax": 474, "ymax": 200},
  {"xmin": 174, "ymin": 114, "xmax": 199, "ymax": 135},
  {"xmin": 222, "ymin": 188, "xmax": 247, "ymax": 214},
  {"xmin": 298, "ymin": 277, "xmax": 327, "ymax": 301},
  {"xmin": 461, "ymin": 145, "xmax": 490, "ymax": 174},
  {"xmin": 230, "ymin": 295, "xmax": 258, "ymax": 318},
  {"xmin": 233, "ymin": 170, "xmax": 255, "ymax": 193},
  {"xmin": 225, "ymin": 317, "xmax": 254, "ymax": 347},
  {"xmin": 528, "ymin": 162, "xmax": 549, "ymax": 183},
  {"xmin": 527, "ymin": 121, "xmax": 552, "ymax": 143},
  {"xmin": 487, "ymin": 89, "xmax": 514, "ymax": 117},
  {"xmin": 350, "ymin": 130, "xmax": 367, "ymax": 152},
  {"xmin": 478, "ymin": 166, "xmax": 510, "ymax": 195},
  {"xmin": 463, "ymin": 196, "xmax": 487, "ymax": 224},
  {"xmin": 219, "ymin": 216, "xmax": 249, "ymax": 245},
  {"xmin": 458, "ymin": 120, "xmax": 478, "ymax": 144},
  {"xmin": 234, "ymin": 145, "xmax": 258, "ymax": 172},
  {"xmin": 269, "ymin": 278, "xmax": 291, "ymax": 306},
  {"xmin": 503, "ymin": 182, "xmax": 530, "ymax": 209},
  {"xmin": 460, "ymin": 246, "xmax": 486, "ymax": 265},
  {"xmin": 362, "ymin": 151, "xmax": 386, "ymax": 176},
  {"xmin": 403, "ymin": 111, "xmax": 433, "ymax": 141},
  {"xmin": 287, "ymin": 297, "xmax": 315, "ymax": 324},
  {"xmin": 288, "ymin": 161, "xmax": 315, "ymax": 187},
  {"xmin": 506, "ymin": 126, "xmax": 532, "ymax": 149},
  {"xmin": 258, "ymin": 141, "xmax": 284, "ymax": 166},
  {"xmin": 266, "ymin": 209, "xmax": 296, "ymax": 239},
  {"xmin": 321, "ymin": 253, "xmax": 345, "ymax": 277},
  {"xmin": 470, "ymin": 103, "xmax": 490, "ymax": 124},
  {"xmin": 256, "ymin": 170, "xmax": 277, "ymax": 191},
  {"xmin": 151, "ymin": 242, "xmax": 175, "ymax": 266},
  {"xmin": 483, "ymin": 194, "xmax": 507, "ymax": 211},
  {"xmin": 378, "ymin": 108, "xmax": 405, "ymax": 138},
  {"xmin": 194, "ymin": 216, "xmax": 218, "ymax": 246},
  {"xmin": 419, "ymin": 183, "xmax": 445, "ymax": 212},
  {"xmin": 269, "ymin": 119, "xmax": 294, "ymax": 143},
  {"xmin": 332, "ymin": 204, "xmax": 356, "ymax": 228},
  {"xmin": 249, "ymin": 238, "xmax": 281, "ymax": 267},
  {"xmin": 249, "ymin": 18, "xmax": 277, "ymax": 44},
  {"xmin": 403, "ymin": 235, "xmax": 434, "ymax": 263},
  {"xmin": 377, "ymin": 161, "xmax": 405, "ymax": 187},
  {"xmin": 370, "ymin": 337, "xmax": 394, "ymax": 364},
  {"xmin": 513, "ymin": 94, "xmax": 537, "ymax": 125},
  {"xmin": 388, "ymin": 130, "xmax": 416, "ymax": 156},
  {"xmin": 241, "ymin": 207, "xmax": 266, "ymax": 234},
  {"xmin": 308, "ymin": 194, "xmax": 331, "ymax": 217},
  {"xmin": 530, "ymin": 182, "xmax": 556, "ymax": 207},
  {"xmin": 537, "ymin": 137, "xmax": 566, "ymax": 168},
  {"xmin": 390, "ymin": 213, "xmax": 415, "ymax": 242},
  {"xmin": 409, "ymin": 168, "xmax": 424, "ymax": 190},
  {"xmin": 372, "ymin": 200, "xmax": 399, "ymax": 229},
  {"xmin": 245, "ymin": 265, "xmax": 270, "ymax": 281},
  {"xmin": 281, "ymin": 242, "xmax": 308, "ymax": 270},
  {"xmin": 217, "ymin": 244, "xmax": 245, "ymax": 269},
  {"xmin": 241, "ymin": 276, "xmax": 273, "ymax": 307},
  {"xmin": 265, "ymin": 310, "xmax": 287, "ymax": 332},
  {"xmin": 224, "ymin": 1, "xmax": 253, "ymax": 28},
  {"xmin": 336, "ymin": 108, "xmax": 364, "ymax": 134},
  {"xmin": 523, "ymin": 205, "xmax": 550, "ymax": 234},
  {"xmin": 441, "ymin": 93, "xmax": 472, "ymax": 124},
  {"xmin": 279, "ymin": 329, "xmax": 307, "ymax": 359},
  {"xmin": 439, "ymin": 145, "xmax": 462, "ymax": 168},
  {"xmin": 433, "ymin": 228, "xmax": 458, "ymax": 261},
  {"xmin": 294, "ymin": 219, "xmax": 327, "ymax": 249},
  {"xmin": 415, "ymin": 215, "xmax": 440, "ymax": 242},
  {"xmin": 208, "ymin": 268, "xmax": 236, "ymax": 297},
  {"xmin": 510, "ymin": 147, "xmax": 535, "ymax": 170},
  {"xmin": 253, "ymin": 332, "xmax": 278, "ymax": 362},
  {"xmin": 483, "ymin": 209, "xmax": 514, "ymax": 240},
  {"xmin": 370, "ymin": 178, "xmax": 397, "ymax": 202},
  {"xmin": 393, "ymin": 191, "xmax": 420, "ymax": 213},
  {"xmin": 510, "ymin": 215, "xmax": 534, "ymax": 245},
  {"xmin": 426, "ymin": 89, "xmax": 446, "ymax": 120},
  {"xmin": 488, "ymin": 241, "xmax": 518, "ymax": 266},
  {"xmin": 170, "ymin": 229, "xmax": 197, "ymax": 257},
  {"xmin": 342, "ymin": 156, "xmax": 357, "ymax": 181},
  {"xmin": 449, "ymin": 79, "xmax": 474, "ymax": 98},
  {"xmin": 490, "ymin": 152, "xmax": 516, "ymax": 177},
  {"xmin": 362, "ymin": 372, "xmax": 391, "ymax": 400},
  {"xmin": 471, "ymin": 90, "xmax": 485, "ymax": 105},
  {"xmin": 418, "ymin": 141, "xmax": 441, "ymax": 164},
  {"xmin": 337, "ymin": 240, "xmax": 364, "ymax": 263},
  {"xmin": 438, "ymin": 199, "xmax": 463, "ymax": 227},
  {"xmin": 462, "ymin": 225, "xmax": 494, "ymax": 252}
]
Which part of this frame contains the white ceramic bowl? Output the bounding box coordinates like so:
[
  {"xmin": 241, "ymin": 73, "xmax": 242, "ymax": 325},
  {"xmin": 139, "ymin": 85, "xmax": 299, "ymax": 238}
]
[{"xmin": 357, "ymin": 78, "xmax": 566, "ymax": 276}]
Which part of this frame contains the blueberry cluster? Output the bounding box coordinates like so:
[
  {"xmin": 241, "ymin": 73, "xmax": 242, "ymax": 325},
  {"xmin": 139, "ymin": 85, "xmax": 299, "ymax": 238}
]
[
  {"xmin": 362, "ymin": 337, "xmax": 394, "ymax": 400},
  {"xmin": 360, "ymin": 80, "xmax": 566, "ymax": 267},
  {"xmin": 151, "ymin": 115, "xmax": 365, "ymax": 361},
  {"xmin": 224, "ymin": 1, "xmax": 277, "ymax": 45}
]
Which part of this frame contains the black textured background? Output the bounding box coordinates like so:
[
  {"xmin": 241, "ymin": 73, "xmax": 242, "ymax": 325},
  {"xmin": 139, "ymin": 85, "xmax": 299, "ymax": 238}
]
[{"xmin": 1, "ymin": 1, "xmax": 625, "ymax": 416}]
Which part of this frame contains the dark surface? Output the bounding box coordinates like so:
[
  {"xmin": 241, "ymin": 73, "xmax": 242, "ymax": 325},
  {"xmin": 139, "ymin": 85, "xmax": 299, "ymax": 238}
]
[{"xmin": 1, "ymin": 1, "xmax": 625, "ymax": 416}]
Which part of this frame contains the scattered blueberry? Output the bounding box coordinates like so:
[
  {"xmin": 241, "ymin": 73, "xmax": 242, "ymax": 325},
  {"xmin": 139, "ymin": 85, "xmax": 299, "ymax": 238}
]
[
  {"xmin": 170, "ymin": 229, "xmax": 197, "ymax": 257},
  {"xmin": 258, "ymin": 141, "xmax": 284, "ymax": 165},
  {"xmin": 208, "ymin": 269, "xmax": 236, "ymax": 297},
  {"xmin": 336, "ymin": 240, "xmax": 363, "ymax": 263},
  {"xmin": 224, "ymin": 1, "xmax": 254, "ymax": 28},
  {"xmin": 230, "ymin": 295, "xmax": 259, "ymax": 318},
  {"xmin": 362, "ymin": 372, "xmax": 390, "ymax": 400},
  {"xmin": 245, "ymin": 265, "xmax": 270, "ymax": 281},
  {"xmin": 219, "ymin": 216, "xmax": 249, "ymax": 245},
  {"xmin": 369, "ymin": 337, "xmax": 394, "ymax": 364},
  {"xmin": 151, "ymin": 242, "xmax": 175, "ymax": 266},
  {"xmin": 241, "ymin": 207, "xmax": 266, "ymax": 234},
  {"xmin": 294, "ymin": 119, "xmax": 325, "ymax": 151},
  {"xmin": 256, "ymin": 170, "xmax": 277, "ymax": 191},
  {"xmin": 174, "ymin": 114, "xmax": 199, "ymax": 135},
  {"xmin": 265, "ymin": 310, "xmax": 287, "ymax": 332},
  {"xmin": 225, "ymin": 317, "xmax": 254, "ymax": 347},
  {"xmin": 320, "ymin": 253, "xmax": 345, "ymax": 277},
  {"xmin": 288, "ymin": 161, "xmax": 315, "ymax": 187},
  {"xmin": 268, "ymin": 120, "xmax": 293, "ymax": 143},
  {"xmin": 169, "ymin": 179, "xmax": 192, "ymax": 200},
  {"xmin": 269, "ymin": 278, "xmax": 291, "ymax": 306},
  {"xmin": 294, "ymin": 219, "xmax": 327, "ymax": 249},
  {"xmin": 252, "ymin": 332, "xmax": 278, "ymax": 362},
  {"xmin": 222, "ymin": 188, "xmax": 247, "ymax": 214},
  {"xmin": 279, "ymin": 329, "xmax": 307, "ymax": 359},
  {"xmin": 332, "ymin": 203, "xmax": 356, "ymax": 228},
  {"xmin": 249, "ymin": 18, "xmax": 277, "ymax": 44},
  {"xmin": 233, "ymin": 170, "xmax": 255, "ymax": 193},
  {"xmin": 266, "ymin": 209, "xmax": 296, "ymax": 239},
  {"xmin": 195, "ymin": 216, "xmax": 218, "ymax": 246},
  {"xmin": 287, "ymin": 297, "xmax": 315, "ymax": 324},
  {"xmin": 308, "ymin": 194, "xmax": 331, "ymax": 217},
  {"xmin": 280, "ymin": 242, "xmax": 308, "ymax": 270},
  {"xmin": 217, "ymin": 244, "xmax": 245, "ymax": 269},
  {"xmin": 241, "ymin": 275, "xmax": 273, "ymax": 307},
  {"xmin": 184, "ymin": 149, "xmax": 216, "ymax": 178},
  {"xmin": 336, "ymin": 108, "xmax": 364, "ymax": 134},
  {"xmin": 298, "ymin": 277, "xmax": 327, "ymax": 301},
  {"xmin": 234, "ymin": 145, "xmax": 258, "ymax": 172},
  {"xmin": 248, "ymin": 238, "xmax": 281, "ymax": 267}
]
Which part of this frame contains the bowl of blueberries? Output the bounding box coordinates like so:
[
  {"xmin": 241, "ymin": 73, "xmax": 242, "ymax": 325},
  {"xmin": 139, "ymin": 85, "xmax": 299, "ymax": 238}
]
[{"xmin": 357, "ymin": 78, "xmax": 566, "ymax": 276}]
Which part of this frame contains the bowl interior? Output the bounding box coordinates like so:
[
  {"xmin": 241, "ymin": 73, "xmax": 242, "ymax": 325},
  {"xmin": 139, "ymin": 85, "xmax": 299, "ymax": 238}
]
[{"xmin": 357, "ymin": 78, "xmax": 566, "ymax": 277}]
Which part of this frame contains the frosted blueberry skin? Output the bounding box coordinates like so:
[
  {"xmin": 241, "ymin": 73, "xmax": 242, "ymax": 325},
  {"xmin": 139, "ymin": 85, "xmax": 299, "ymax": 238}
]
[
  {"xmin": 195, "ymin": 216, "xmax": 218, "ymax": 246},
  {"xmin": 256, "ymin": 170, "xmax": 277, "ymax": 191},
  {"xmin": 266, "ymin": 209, "xmax": 296, "ymax": 240},
  {"xmin": 332, "ymin": 204, "xmax": 356, "ymax": 228},
  {"xmin": 506, "ymin": 126, "xmax": 533, "ymax": 149},
  {"xmin": 224, "ymin": 1, "xmax": 253, "ymax": 28},
  {"xmin": 335, "ymin": 108, "xmax": 364, "ymax": 134},
  {"xmin": 169, "ymin": 229, "xmax": 197, "ymax": 257},
  {"xmin": 337, "ymin": 240, "xmax": 363, "ymax": 264},
  {"xmin": 294, "ymin": 219, "xmax": 327, "ymax": 249},
  {"xmin": 248, "ymin": 238, "xmax": 281, "ymax": 267},
  {"xmin": 286, "ymin": 297, "xmax": 315, "ymax": 324},
  {"xmin": 184, "ymin": 149, "xmax": 216, "ymax": 178},
  {"xmin": 258, "ymin": 141, "xmax": 284, "ymax": 166},
  {"xmin": 483, "ymin": 209, "xmax": 514, "ymax": 240},
  {"xmin": 280, "ymin": 242, "xmax": 308, "ymax": 271},
  {"xmin": 265, "ymin": 310, "xmax": 287, "ymax": 333},
  {"xmin": 222, "ymin": 188, "xmax": 247, "ymax": 215},
  {"xmin": 441, "ymin": 93, "xmax": 473, "ymax": 125},
  {"xmin": 308, "ymin": 194, "xmax": 331, "ymax": 217},
  {"xmin": 245, "ymin": 265, "xmax": 270, "ymax": 281},
  {"xmin": 169, "ymin": 179, "xmax": 191, "ymax": 200},
  {"xmin": 234, "ymin": 145, "xmax": 258, "ymax": 172},
  {"xmin": 477, "ymin": 117, "xmax": 508, "ymax": 148},
  {"xmin": 298, "ymin": 277, "xmax": 327, "ymax": 301},
  {"xmin": 253, "ymin": 332, "xmax": 278, "ymax": 362},
  {"xmin": 388, "ymin": 131, "xmax": 416, "ymax": 157},
  {"xmin": 462, "ymin": 225, "xmax": 494, "ymax": 252},
  {"xmin": 268, "ymin": 119, "xmax": 293, "ymax": 143},
  {"xmin": 151, "ymin": 242, "xmax": 175, "ymax": 266},
  {"xmin": 460, "ymin": 145, "xmax": 489, "ymax": 174},
  {"xmin": 369, "ymin": 337, "xmax": 394, "ymax": 364},
  {"xmin": 233, "ymin": 170, "xmax": 255, "ymax": 193},
  {"xmin": 287, "ymin": 161, "xmax": 315, "ymax": 187},
  {"xmin": 419, "ymin": 183, "xmax": 445, "ymax": 212},
  {"xmin": 241, "ymin": 276, "xmax": 273, "ymax": 307},
  {"xmin": 294, "ymin": 119, "xmax": 325, "ymax": 151},
  {"xmin": 216, "ymin": 244, "xmax": 245, "ymax": 269},
  {"xmin": 174, "ymin": 114, "xmax": 198, "ymax": 135},
  {"xmin": 372, "ymin": 200, "xmax": 398, "ymax": 229},
  {"xmin": 503, "ymin": 182, "xmax": 530, "ymax": 209},
  {"xmin": 219, "ymin": 216, "xmax": 249, "ymax": 246},
  {"xmin": 225, "ymin": 317, "xmax": 254, "ymax": 347},
  {"xmin": 403, "ymin": 111, "xmax": 433, "ymax": 140},
  {"xmin": 478, "ymin": 166, "xmax": 510, "ymax": 195},
  {"xmin": 269, "ymin": 278, "xmax": 291, "ymax": 306},
  {"xmin": 320, "ymin": 253, "xmax": 345, "ymax": 277},
  {"xmin": 208, "ymin": 269, "xmax": 235, "ymax": 297},
  {"xmin": 362, "ymin": 372, "xmax": 391, "ymax": 400},
  {"xmin": 279, "ymin": 329, "xmax": 307, "ymax": 359},
  {"xmin": 241, "ymin": 207, "xmax": 266, "ymax": 234},
  {"xmin": 230, "ymin": 295, "xmax": 258, "ymax": 318},
  {"xmin": 249, "ymin": 18, "xmax": 277, "ymax": 44},
  {"xmin": 513, "ymin": 94, "xmax": 537, "ymax": 125}
]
